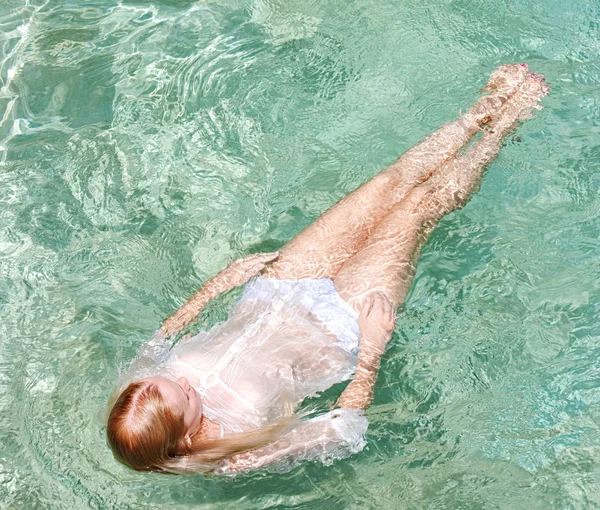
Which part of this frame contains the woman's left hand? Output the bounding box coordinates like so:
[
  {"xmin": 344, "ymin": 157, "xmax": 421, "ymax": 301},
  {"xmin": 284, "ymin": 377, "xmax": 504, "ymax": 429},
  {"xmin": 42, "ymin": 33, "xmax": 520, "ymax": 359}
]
[
  {"xmin": 221, "ymin": 252, "xmax": 279, "ymax": 287},
  {"xmin": 358, "ymin": 292, "xmax": 396, "ymax": 355}
]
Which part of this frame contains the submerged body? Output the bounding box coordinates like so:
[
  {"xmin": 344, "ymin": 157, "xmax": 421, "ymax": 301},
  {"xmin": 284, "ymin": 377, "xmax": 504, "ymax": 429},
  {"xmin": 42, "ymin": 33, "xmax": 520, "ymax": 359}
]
[
  {"xmin": 123, "ymin": 278, "xmax": 368, "ymax": 472},
  {"xmin": 108, "ymin": 65, "xmax": 549, "ymax": 474}
]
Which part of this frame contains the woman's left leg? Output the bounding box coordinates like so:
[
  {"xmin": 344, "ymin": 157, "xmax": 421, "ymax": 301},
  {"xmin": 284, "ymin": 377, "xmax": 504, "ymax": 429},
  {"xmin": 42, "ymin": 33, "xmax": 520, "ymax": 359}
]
[
  {"xmin": 333, "ymin": 74, "xmax": 548, "ymax": 311},
  {"xmin": 264, "ymin": 64, "xmax": 530, "ymax": 281}
]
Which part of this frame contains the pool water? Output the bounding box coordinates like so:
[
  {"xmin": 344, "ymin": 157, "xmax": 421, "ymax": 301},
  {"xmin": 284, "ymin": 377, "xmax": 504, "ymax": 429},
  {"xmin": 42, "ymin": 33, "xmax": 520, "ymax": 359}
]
[{"xmin": 1, "ymin": 0, "xmax": 599, "ymax": 508}]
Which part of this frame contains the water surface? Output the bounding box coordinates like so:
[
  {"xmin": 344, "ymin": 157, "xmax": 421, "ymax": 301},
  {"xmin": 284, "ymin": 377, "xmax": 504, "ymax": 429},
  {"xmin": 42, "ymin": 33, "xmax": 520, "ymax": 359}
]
[{"xmin": 1, "ymin": 0, "xmax": 599, "ymax": 508}]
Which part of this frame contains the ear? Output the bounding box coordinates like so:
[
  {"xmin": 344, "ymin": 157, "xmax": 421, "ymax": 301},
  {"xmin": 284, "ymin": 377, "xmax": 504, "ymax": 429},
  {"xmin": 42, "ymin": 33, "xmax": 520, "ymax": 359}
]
[{"xmin": 185, "ymin": 435, "xmax": 192, "ymax": 448}]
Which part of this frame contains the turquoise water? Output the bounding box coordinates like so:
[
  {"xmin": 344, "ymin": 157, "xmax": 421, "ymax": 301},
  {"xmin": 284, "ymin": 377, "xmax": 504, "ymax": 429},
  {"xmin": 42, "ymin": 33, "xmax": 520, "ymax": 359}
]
[{"xmin": 1, "ymin": 0, "xmax": 599, "ymax": 507}]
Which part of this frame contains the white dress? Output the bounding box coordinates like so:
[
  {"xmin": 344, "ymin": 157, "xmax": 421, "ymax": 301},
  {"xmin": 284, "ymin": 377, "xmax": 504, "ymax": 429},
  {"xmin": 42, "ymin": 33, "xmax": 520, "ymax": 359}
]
[{"xmin": 121, "ymin": 277, "xmax": 369, "ymax": 473}]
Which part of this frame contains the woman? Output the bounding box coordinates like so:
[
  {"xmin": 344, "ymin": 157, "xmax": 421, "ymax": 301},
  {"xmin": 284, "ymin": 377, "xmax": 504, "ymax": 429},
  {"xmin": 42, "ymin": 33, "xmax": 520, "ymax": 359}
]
[{"xmin": 107, "ymin": 65, "xmax": 548, "ymax": 474}]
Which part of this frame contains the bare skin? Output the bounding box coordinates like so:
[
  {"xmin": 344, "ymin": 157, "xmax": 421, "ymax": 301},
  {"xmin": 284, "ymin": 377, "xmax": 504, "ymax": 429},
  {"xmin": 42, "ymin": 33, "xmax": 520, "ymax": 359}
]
[
  {"xmin": 151, "ymin": 65, "xmax": 548, "ymax": 436},
  {"xmin": 336, "ymin": 74, "xmax": 549, "ymax": 407},
  {"xmin": 261, "ymin": 63, "xmax": 532, "ymax": 281},
  {"xmin": 161, "ymin": 252, "xmax": 280, "ymax": 336}
]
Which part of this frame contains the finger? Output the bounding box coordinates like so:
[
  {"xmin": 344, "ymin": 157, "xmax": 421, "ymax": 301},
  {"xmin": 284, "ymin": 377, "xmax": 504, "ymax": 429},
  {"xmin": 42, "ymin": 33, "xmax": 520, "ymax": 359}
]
[
  {"xmin": 244, "ymin": 252, "xmax": 279, "ymax": 265},
  {"xmin": 382, "ymin": 295, "xmax": 392, "ymax": 315},
  {"xmin": 371, "ymin": 293, "xmax": 385, "ymax": 313},
  {"xmin": 359, "ymin": 296, "xmax": 374, "ymax": 318},
  {"xmin": 244, "ymin": 262, "xmax": 265, "ymax": 274},
  {"xmin": 367, "ymin": 295, "xmax": 376, "ymax": 312},
  {"xmin": 259, "ymin": 252, "xmax": 279, "ymax": 264}
]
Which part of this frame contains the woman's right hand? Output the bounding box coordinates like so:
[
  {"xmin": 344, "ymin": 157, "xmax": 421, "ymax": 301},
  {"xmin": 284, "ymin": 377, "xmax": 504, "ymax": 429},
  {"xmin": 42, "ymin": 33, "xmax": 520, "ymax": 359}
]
[
  {"xmin": 358, "ymin": 292, "xmax": 396, "ymax": 356},
  {"xmin": 221, "ymin": 252, "xmax": 279, "ymax": 288}
]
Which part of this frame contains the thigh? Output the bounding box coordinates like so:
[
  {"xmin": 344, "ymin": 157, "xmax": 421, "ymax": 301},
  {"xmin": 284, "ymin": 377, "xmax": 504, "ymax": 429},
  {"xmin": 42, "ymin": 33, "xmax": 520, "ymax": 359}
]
[
  {"xmin": 264, "ymin": 172, "xmax": 405, "ymax": 280},
  {"xmin": 264, "ymin": 118, "xmax": 480, "ymax": 281},
  {"xmin": 333, "ymin": 131, "xmax": 505, "ymax": 312},
  {"xmin": 265, "ymin": 65, "xmax": 530, "ymax": 282},
  {"xmin": 332, "ymin": 197, "xmax": 427, "ymax": 313}
]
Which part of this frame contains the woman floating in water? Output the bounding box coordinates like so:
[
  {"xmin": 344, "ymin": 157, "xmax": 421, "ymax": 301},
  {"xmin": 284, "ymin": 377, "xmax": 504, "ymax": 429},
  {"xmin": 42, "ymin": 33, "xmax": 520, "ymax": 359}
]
[{"xmin": 107, "ymin": 65, "xmax": 548, "ymax": 474}]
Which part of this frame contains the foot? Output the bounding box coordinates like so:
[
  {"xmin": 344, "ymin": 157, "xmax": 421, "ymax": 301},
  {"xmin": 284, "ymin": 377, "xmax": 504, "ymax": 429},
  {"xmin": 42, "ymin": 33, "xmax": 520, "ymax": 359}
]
[
  {"xmin": 487, "ymin": 71, "xmax": 549, "ymax": 134},
  {"xmin": 464, "ymin": 64, "xmax": 531, "ymax": 127},
  {"xmin": 483, "ymin": 63, "xmax": 532, "ymax": 98},
  {"xmin": 420, "ymin": 70, "xmax": 549, "ymax": 214}
]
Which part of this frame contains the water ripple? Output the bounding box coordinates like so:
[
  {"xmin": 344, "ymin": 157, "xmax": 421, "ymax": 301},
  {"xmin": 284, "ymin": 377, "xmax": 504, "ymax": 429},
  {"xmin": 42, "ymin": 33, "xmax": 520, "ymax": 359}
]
[{"xmin": 1, "ymin": 0, "xmax": 600, "ymax": 508}]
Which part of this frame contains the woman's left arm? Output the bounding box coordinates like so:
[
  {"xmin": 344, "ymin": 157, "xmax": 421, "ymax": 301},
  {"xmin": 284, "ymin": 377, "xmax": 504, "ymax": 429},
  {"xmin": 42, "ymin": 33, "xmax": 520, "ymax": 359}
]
[
  {"xmin": 336, "ymin": 293, "xmax": 396, "ymax": 410},
  {"xmin": 221, "ymin": 294, "xmax": 394, "ymax": 474},
  {"xmin": 221, "ymin": 408, "xmax": 369, "ymax": 474},
  {"xmin": 161, "ymin": 252, "xmax": 279, "ymax": 336}
]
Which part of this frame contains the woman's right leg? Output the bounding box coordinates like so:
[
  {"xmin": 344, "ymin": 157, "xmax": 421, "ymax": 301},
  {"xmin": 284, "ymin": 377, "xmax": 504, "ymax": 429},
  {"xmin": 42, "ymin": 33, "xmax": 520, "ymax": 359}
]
[
  {"xmin": 264, "ymin": 64, "xmax": 530, "ymax": 280},
  {"xmin": 334, "ymin": 74, "xmax": 549, "ymax": 311}
]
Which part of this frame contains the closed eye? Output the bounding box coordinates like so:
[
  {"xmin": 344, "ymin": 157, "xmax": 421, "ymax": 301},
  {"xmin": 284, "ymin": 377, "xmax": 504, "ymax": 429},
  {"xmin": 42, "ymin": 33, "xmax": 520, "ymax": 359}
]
[{"xmin": 180, "ymin": 385, "xmax": 191, "ymax": 402}]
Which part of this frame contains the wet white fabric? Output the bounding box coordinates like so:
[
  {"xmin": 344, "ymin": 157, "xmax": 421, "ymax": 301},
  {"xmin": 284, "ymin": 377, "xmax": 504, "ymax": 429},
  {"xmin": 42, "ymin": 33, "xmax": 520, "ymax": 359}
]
[
  {"xmin": 121, "ymin": 277, "xmax": 368, "ymax": 472},
  {"xmin": 243, "ymin": 277, "xmax": 361, "ymax": 355}
]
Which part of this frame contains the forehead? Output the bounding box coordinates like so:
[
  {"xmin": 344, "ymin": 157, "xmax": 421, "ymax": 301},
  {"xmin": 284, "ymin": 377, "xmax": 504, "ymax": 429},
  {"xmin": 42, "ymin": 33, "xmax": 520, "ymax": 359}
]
[{"xmin": 146, "ymin": 377, "xmax": 182, "ymax": 405}]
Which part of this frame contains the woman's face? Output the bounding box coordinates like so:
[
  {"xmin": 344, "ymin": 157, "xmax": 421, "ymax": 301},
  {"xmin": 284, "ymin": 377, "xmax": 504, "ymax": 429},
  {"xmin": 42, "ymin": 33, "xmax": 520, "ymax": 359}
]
[{"xmin": 144, "ymin": 376, "xmax": 203, "ymax": 439}]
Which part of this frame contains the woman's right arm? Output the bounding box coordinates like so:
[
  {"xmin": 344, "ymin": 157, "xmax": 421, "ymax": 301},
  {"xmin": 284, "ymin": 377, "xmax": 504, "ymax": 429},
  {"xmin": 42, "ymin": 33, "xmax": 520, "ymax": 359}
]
[
  {"xmin": 161, "ymin": 252, "xmax": 279, "ymax": 336},
  {"xmin": 336, "ymin": 293, "xmax": 396, "ymax": 410}
]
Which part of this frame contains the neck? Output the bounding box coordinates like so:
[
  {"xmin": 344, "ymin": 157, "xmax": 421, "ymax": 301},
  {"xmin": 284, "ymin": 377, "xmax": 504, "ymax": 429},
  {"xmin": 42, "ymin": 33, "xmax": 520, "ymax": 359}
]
[{"xmin": 194, "ymin": 415, "xmax": 220, "ymax": 442}]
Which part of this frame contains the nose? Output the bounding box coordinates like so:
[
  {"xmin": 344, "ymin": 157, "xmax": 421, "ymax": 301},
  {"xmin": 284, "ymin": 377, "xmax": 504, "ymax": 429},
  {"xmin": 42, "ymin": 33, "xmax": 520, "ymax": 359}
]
[{"xmin": 177, "ymin": 377, "xmax": 190, "ymax": 391}]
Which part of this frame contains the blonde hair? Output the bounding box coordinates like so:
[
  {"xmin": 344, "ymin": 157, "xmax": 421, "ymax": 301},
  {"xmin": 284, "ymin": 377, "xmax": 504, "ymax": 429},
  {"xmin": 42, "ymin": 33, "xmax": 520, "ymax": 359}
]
[{"xmin": 106, "ymin": 381, "xmax": 293, "ymax": 474}]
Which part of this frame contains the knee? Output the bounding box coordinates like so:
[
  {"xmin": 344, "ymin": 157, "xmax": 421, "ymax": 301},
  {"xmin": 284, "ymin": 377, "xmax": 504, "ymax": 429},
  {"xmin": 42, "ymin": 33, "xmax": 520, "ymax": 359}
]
[{"xmin": 414, "ymin": 185, "xmax": 464, "ymax": 223}]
